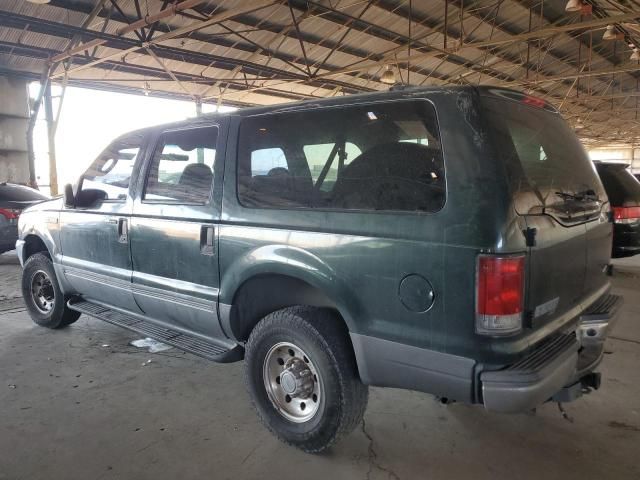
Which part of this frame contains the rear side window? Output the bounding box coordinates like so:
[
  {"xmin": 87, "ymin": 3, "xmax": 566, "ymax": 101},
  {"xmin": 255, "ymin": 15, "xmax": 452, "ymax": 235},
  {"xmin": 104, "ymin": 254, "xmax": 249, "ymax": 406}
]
[
  {"xmin": 144, "ymin": 126, "xmax": 217, "ymax": 204},
  {"xmin": 596, "ymin": 164, "xmax": 640, "ymax": 206},
  {"xmin": 83, "ymin": 133, "xmax": 143, "ymax": 201},
  {"xmin": 237, "ymin": 100, "xmax": 445, "ymax": 213}
]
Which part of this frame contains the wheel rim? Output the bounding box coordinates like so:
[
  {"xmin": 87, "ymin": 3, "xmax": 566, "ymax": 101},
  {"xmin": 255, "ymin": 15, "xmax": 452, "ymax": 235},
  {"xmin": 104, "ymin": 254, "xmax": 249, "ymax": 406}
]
[
  {"xmin": 263, "ymin": 342, "xmax": 322, "ymax": 423},
  {"xmin": 30, "ymin": 270, "xmax": 55, "ymax": 314}
]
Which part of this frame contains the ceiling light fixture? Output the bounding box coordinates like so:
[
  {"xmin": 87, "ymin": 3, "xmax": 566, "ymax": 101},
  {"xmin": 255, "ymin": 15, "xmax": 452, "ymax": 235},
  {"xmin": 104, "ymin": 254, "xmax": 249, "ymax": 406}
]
[
  {"xmin": 602, "ymin": 25, "xmax": 618, "ymax": 41},
  {"xmin": 565, "ymin": 0, "xmax": 583, "ymax": 12},
  {"xmin": 380, "ymin": 65, "xmax": 396, "ymax": 85},
  {"xmin": 26, "ymin": 0, "xmax": 51, "ymax": 4}
]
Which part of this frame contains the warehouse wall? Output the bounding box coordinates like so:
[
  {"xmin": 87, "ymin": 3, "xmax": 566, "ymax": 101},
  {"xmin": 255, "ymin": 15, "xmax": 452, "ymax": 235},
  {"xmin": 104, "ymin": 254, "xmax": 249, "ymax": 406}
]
[{"xmin": 0, "ymin": 75, "xmax": 30, "ymax": 184}]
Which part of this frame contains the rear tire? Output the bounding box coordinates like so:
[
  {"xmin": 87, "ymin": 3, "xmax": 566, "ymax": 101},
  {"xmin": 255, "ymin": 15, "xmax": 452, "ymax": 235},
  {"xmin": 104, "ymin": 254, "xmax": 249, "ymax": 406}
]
[
  {"xmin": 244, "ymin": 306, "xmax": 368, "ymax": 453},
  {"xmin": 22, "ymin": 253, "xmax": 80, "ymax": 329}
]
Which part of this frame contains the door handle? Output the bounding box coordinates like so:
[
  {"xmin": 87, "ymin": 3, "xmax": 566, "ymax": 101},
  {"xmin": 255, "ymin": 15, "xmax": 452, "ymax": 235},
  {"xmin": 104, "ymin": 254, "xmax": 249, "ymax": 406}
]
[
  {"xmin": 200, "ymin": 225, "xmax": 215, "ymax": 256},
  {"xmin": 117, "ymin": 218, "xmax": 128, "ymax": 243}
]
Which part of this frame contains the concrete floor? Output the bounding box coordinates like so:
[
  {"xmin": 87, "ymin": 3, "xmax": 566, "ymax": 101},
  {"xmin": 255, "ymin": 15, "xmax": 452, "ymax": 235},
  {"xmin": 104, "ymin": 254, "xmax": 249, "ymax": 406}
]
[{"xmin": 1, "ymin": 252, "xmax": 639, "ymax": 480}]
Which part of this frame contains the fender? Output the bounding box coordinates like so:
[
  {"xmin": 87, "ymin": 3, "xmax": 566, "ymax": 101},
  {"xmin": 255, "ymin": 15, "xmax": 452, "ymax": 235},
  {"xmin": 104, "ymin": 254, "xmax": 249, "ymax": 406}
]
[
  {"xmin": 219, "ymin": 244, "xmax": 366, "ymax": 339},
  {"xmin": 18, "ymin": 198, "xmax": 69, "ymax": 291}
]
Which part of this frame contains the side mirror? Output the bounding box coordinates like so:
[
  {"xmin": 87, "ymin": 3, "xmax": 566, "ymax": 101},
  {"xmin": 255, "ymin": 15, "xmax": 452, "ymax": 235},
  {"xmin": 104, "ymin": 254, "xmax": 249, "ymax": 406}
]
[
  {"xmin": 75, "ymin": 189, "xmax": 107, "ymax": 208},
  {"xmin": 63, "ymin": 183, "xmax": 75, "ymax": 208}
]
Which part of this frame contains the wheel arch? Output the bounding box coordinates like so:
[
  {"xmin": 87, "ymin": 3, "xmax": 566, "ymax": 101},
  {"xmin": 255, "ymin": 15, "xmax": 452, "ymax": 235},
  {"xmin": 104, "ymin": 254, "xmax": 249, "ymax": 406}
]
[
  {"xmin": 22, "ymin": 234, "xmax": 52, "ymax": 263},
  {"xmin": 218, "ymin": 245, "xmax": 363, "ymax": 343}
]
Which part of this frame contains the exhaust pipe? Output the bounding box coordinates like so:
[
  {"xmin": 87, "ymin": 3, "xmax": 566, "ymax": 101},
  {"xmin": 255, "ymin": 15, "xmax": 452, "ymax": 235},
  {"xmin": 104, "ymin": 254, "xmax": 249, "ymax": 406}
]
[{"xmin": 580, "ymin": 372, "xmax": 601, "ymax": 391}]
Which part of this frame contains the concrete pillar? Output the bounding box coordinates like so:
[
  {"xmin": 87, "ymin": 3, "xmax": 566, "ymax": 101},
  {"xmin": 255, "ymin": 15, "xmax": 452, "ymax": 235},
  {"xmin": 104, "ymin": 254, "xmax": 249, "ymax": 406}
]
[{"xmin": 0, "ymin": 75, "xmax": 30, "ymax": 184}]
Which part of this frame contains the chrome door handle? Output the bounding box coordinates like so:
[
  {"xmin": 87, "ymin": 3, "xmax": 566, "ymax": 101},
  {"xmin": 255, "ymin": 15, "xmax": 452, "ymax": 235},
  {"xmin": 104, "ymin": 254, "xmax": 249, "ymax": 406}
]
[
  {"xmin": 200, "ymin": 225, "xmax": 215, "ymax": 256},
  {"xmin": 117, "ymin": 218, "xmax": 128, "ymax": 243},
  {"xmin": 107, "ymin": 218, "xmax": 118, "ymax": 224}
]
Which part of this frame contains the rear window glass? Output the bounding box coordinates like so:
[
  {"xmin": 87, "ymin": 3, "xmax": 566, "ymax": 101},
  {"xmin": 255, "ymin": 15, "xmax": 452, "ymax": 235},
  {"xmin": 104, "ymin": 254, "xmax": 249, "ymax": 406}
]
[
  {"xmin": 595, "ymin": 164, "xmax": 640, "ymax": 206},
  {"xmin": 237, "ymin": 100, "xmax": 445, "ymax": 213},
  {"xmin": 481, "ymin": 97, "xmax": 604, "ymax": 210}
]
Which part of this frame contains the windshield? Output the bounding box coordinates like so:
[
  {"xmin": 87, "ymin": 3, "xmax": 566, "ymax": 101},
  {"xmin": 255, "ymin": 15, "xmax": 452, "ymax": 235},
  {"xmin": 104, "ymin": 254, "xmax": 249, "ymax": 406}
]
[{"xmin": 481, "ymin": 96, "xmax": 605, "ymax": 216}]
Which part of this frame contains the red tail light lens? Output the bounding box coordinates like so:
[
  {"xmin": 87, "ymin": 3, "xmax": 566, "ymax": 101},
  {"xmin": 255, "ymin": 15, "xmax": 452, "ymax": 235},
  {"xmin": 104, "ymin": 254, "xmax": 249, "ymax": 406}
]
[
  {"xmin": 612, "ymin": 206, "xmax": 640, "ymax": 224},
  {"xmin": 476, "ymin": 254, "xmax": 525, "ymax": 336},
  {"xmin": 0, "ymin": 208, "xmax": 19, "ymax": 220}
]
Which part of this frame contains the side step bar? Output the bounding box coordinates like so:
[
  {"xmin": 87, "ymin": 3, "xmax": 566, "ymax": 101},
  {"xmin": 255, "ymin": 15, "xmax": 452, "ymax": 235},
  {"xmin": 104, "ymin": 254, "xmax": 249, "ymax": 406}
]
[{"xmin": 68, "ymin": 299, "xmax": 243, "ymax": 363}]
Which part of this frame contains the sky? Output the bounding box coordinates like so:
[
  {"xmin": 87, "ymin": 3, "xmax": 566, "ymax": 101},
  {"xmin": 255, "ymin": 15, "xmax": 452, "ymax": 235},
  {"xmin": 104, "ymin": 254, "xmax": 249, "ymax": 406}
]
[{"xmin": 29, "ymin": 83, "xmax": 234, "ymax": 194}]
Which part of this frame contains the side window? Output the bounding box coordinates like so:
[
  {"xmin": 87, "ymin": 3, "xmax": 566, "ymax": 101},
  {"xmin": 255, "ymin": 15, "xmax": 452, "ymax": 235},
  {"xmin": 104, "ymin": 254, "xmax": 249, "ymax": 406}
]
[
  {"xmin": 250, "ymin": 148, "xmax": 288, "ymax": 176},
  {"xmin": 237, "ymin": 101, "xmax": 445, "ymax": 213},
  {"xmin": 144, "ymin": 126, "xmax": 218, "ymax": 204},
  {"xmin": 82, "ymin": 133, "xmax": 143, "ymax": 201},
  {"xmin": 303, "ymin": 143, "xmax": 361, "ymax": 192}
]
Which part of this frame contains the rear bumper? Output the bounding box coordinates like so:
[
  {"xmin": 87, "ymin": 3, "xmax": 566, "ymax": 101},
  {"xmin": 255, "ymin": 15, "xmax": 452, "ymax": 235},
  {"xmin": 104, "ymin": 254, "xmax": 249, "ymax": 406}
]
[
  {"xmin": 0, "ymin": 224, "xmax": 18, "ymax": 252},
  {"xmin": 612, "ymin": 223, "xmax": 640, "ymax": 258},
  {"xmin": 481, "ymin": 293, "xmax": 623, "ymax": 413}
]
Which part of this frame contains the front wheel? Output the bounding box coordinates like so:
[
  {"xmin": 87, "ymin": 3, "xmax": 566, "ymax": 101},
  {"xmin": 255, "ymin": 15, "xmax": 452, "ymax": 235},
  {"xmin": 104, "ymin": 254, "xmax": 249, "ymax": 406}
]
[
  {"xmin": 22, "ymin": 253, "xmax": 80, "ymax": 329},
  {"xmin": 244, "ymin": 306, "xmax": 368, "ymax": 453}
]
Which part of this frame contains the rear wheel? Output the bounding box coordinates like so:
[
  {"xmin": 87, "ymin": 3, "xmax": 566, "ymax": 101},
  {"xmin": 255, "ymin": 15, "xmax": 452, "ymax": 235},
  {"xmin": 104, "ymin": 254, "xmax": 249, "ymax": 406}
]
[
  {"xmin": 22, "ymin": 253, "xmax": 80, "ymax": 329},
  {"xmin": 244, "ymin": 306, "xmax": 368, "ymax": 453}
]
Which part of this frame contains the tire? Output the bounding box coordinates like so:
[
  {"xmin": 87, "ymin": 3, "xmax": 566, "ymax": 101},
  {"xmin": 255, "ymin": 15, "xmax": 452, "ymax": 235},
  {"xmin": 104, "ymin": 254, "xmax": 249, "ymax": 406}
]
[
  {"xmin": 245, "ymin": 306, "xmax": 368, "ymax": 453},
  {"xmin": 22, "ymin": 253, "xmax": 80, "ymax": 329}
]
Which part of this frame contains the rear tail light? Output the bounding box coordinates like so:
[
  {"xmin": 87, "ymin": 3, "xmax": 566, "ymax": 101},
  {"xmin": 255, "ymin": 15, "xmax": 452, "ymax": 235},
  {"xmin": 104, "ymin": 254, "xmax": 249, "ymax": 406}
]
[
  {"xmin": 0, "ymin": 208, "xmax": 19, "ymax": 221},
  {"xmin": 476, "ymin": 254, "xmax": 525, "ymax": 336},
  {"xmin": 612, "ymin": 206, "xmax": 640, "ymax": 224}
]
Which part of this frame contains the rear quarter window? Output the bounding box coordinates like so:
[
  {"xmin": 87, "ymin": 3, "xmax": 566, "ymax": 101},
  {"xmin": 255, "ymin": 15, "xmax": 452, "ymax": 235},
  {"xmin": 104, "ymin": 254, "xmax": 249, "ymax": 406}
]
[{"xmin": 237, "ymin": 100, "xmax": 445, "ymax": 213}]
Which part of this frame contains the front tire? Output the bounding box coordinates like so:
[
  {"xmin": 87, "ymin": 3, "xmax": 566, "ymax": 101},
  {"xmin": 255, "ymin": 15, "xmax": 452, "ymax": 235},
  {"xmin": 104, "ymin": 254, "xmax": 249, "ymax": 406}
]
[
  {"xmin": 22, "ymin": 253, "xmax": 80, "ymax": 329},
  {"xmin": 245, "ymin": 306, "xmax": 368, "ymax": 453}
]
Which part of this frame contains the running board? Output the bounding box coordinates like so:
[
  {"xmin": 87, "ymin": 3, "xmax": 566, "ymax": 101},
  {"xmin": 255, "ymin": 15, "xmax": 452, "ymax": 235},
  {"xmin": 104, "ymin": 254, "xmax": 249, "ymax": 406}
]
[{"xmin": 68, "ymin": 299, "xmax": 243, "ymax": 363}]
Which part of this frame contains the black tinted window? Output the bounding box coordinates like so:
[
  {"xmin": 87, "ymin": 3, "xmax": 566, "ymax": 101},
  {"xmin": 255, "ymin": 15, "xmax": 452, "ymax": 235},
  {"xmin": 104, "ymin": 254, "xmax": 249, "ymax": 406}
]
[
  {"xmin": 144, "ymin": 126, "xmax": 217, "ymax": 204},
  {"xmin": 237, "ymin": 101, "xmax": 445, "ymax": 213},
  {"xmin": 83, "ymin": 134, "xmax": 143, "ymax": 201},
  {"xmin": 596, "ymin": 164, "xmax": 640, "ymax": 206}
]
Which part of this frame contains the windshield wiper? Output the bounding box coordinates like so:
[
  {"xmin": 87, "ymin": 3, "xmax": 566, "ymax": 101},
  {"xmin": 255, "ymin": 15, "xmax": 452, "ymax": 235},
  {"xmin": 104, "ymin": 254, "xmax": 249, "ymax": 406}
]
[{"xmin": 554, "ymin": 189, "xmax": 599, "ymax": 202}]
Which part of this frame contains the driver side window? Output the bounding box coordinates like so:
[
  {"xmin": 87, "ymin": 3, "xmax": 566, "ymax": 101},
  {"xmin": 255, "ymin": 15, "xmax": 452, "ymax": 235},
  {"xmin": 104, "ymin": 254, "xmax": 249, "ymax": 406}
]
[{"xmin": 82, "ymin": 133, "xmax": 143, "ymax": 201}]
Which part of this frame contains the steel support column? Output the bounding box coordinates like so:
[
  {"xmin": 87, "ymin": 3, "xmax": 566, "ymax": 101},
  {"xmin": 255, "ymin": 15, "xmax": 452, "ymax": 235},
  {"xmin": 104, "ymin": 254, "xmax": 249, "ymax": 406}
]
[{"xmin": 43, "ymin": 82, "xmax": 58, "ymax": 196}]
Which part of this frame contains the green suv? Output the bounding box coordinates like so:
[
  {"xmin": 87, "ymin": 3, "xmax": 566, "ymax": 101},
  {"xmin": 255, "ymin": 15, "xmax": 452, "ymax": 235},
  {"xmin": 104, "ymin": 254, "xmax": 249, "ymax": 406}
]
[{"xmin": 17, "ymin": 86, "xmax": 622, "ymax": 452}]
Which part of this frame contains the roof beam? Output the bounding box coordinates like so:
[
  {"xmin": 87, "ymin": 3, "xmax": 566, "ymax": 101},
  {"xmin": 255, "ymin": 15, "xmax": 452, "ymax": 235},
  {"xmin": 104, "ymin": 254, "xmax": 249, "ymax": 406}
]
[{"xmin": 0, "ymin": 11, "xmax": 371, "ymax": 96}]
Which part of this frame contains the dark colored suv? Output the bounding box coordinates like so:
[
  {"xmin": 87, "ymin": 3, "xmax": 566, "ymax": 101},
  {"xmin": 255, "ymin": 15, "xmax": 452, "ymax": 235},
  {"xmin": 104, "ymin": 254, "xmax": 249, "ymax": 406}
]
[
  {"xmin": 595, "ymin": 162, "xmax": 640, "ymax": 258},
  {"xmin": 17, "ymin": 87, "xmax": 622, "ymax": 452}
]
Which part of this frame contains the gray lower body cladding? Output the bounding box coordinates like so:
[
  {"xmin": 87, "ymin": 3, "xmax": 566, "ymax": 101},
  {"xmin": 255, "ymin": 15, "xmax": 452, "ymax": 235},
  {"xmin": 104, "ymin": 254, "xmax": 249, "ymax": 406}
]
[{"xmin": 351, "ymin": 293, "xmax": 622, "ymax": 411}]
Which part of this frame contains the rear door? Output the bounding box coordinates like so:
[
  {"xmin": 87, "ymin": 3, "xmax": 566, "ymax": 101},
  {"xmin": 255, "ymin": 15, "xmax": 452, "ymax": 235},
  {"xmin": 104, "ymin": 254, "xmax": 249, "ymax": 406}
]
[
  {"xmin": 481, "ymin": 93, "xmax": 609, "ymax": 328},
  {"xmin": 130, "ymin": 122, "xmax": 227, "ymax": 341}
]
